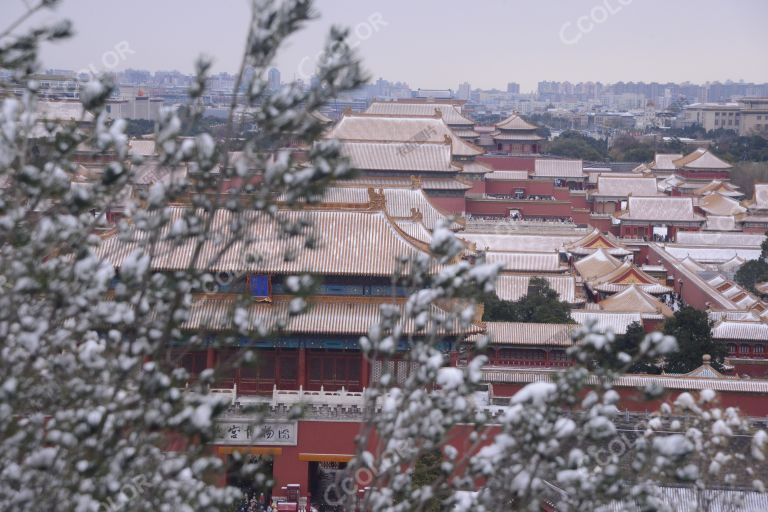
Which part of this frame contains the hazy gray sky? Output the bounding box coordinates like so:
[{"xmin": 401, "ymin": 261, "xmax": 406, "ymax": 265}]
[{"xmin": 7, "ymin": 0, "xmax": 768, "ymax": 92}]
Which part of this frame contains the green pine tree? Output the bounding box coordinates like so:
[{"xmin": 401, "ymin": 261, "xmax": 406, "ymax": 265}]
[
  {"xmin": 483, "ymin": 277, "xmax": 572, "ymax": 324},
  {"xmin": 663, "ymin": 306, "xmax": 726, "ymax": 373}
]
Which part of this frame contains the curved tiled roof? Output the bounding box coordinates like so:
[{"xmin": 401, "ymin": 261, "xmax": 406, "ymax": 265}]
[
  {"xmin": 673, "ymin": 148, "xmax": 732, "ymax": 170},
  {"xmin": 746, "ymin": 183, "xmax": 768, "ymax": 210},
  {"xmin": 663, "ymin": 246, "xmax": 762, "ymax": 264},
  {"xmin": 533, "ymin": 159, "xmax": 584, "ymax": 178},
  {"xmin": 460, "ymin": 232, "xmax": 583, "ymax": 253},
  {"xmin": 597, "ymin": 285, "xmax": 673, "ymax": 316},
  {"xmin": 327, "ymin": 114, "xmax": 483, "ymax": 157},
  {"xmin": 182, "ymin": 296, "xmax": 481, "ymax": 336},
  {"xmin": 616, "ymin": 197, "xmax": 705, "ymax": 223},
  {"xmin": 491, "ymin": 131, "xmax": 545, "ymax": 141},
  {"xmin": 340, "ymin": 141, "xmax": 458, "ymax": 172},
  {"xmin": 382, "ymin": 187, "xmax": 460, "ymax": 230},
  {"xmin": 704, "ymin": 215, "xmax": 740, "ymax": 232},
  {"xmin": 587, "ymin": 261, "xmax": 672, "ymax": 294},
  {"xmin": 650, "ymin": 153, "xmax": 683, "ymax": 171},
  {"xmin": 339, "ymin": 176, "xmax": 472, "ymax": 191},
  {"xmin": 574, "ymin": 249, "xmax": 623, "ymax": 280},
  {"xmin": 450, "ymin": 128, "xmax": 481, "ymax": 138},
  {"xmin": 471, "ymin": 322, "xmax": 574, "ymax": 347},
  {"xmin": 692, "ymin": 179, "xmax": 742, "ymax": 197},
  {"xmin": 697, "ymin": 193, "xmax": 746, "ymax": 216},
  {"xmin": 485, "ymin": 170, "xmax": 530, "ymax": 181},
  {"xmin": 394, "ymin": 219, "xmax": 432, "ymax": 245},
  {"xmin": 718, "ymin": 255, "xmax": 746, "ymax": 272},
  {"xmin": 457, "ymin": 161, "xmax": 493, "ymax": 175},
  {"xmin": 712, "ymin": 320, "xmax": 768, "ymax": 341},
  {"xmin": 495, "ymin": 114, "xmax": 539, "ymax": 131},
  {"xmin": 680, "ymin": 256, "xmax": 707, "ymax": 273},
  {"xmin": 365, "ymin": 101, "xmax": 475, "ymax": 126},
  {"xmin": 566, "ymin": 311, "xmax": 642, "ymax": 335},
  {"xmin": 484, "ymin": 251, "xmax": 564, "ymax": 272},
  {"xmin": 592, "ymin": 175, "xmax": 659, "ymax": 198},
  {"xmin": 565, "ymin": 228, "xmax": 632, "ymax": 256},
  {"xmin": 95, "ymin": 207, "xmax": 431, "ymax": 276},
  {"xmin": 282, "ymin": 185, "xmax": 461, "ymax": 231},
  {"xmin": 677, "ymin": 231, "xmax": 765, "ymax": 247},
  {"xmin": 592, "ymin": 282, "xmax": 672, "ymax": 294}
]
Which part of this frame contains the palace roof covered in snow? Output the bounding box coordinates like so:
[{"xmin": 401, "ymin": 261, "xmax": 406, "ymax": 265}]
[
  {"xmin": 95, "ymin": 207, "xmax": 435, "ymax": 277},
  {"xmin": 326, "ymin": 112, "xmax": 483, "ymax": 157},
  {"xmin": 615, "ymin": 197, "xmax": 705, "ymax": 223},
  {"xmin": 365, "ymin": 101, "xmax": 475, "ymax": 127}
]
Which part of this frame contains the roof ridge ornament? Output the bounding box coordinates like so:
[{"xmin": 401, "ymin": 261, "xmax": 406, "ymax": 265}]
[
  {"xmin": 410, "ymin": 208, "xmax": 424, "ymax": 222},
  {"xmin": 367, "ymin": 187, "xmax": 386, "ymax": 210},
  {"xmin": 410, "ymin": 175, "xmax": 422, "ymax": 189}
]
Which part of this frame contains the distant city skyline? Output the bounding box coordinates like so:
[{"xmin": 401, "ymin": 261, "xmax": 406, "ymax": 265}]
[{"xmin": 6, "ymin": 0, "xmax": 768, "ymax": 93}]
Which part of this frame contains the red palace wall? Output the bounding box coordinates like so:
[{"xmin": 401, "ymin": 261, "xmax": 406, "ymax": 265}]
[
  {"xmin": 426, "ymin": 195, "xmax": 466, "ymax": 215},
  {"xmin": 465, "ymin": 199, "xmax": 574, "ymax": 218},
  {"xmin": 569, "ymin": 194, "xmax": 589, "ymax": 210},
  {"xmin": 216, "ymin": 382, "xmax": 768, "ymax": 497},
  {"xmin": 586, "ymin": 215, "xmax": 614, "ymax": 232},
  {"xmin": 214, "ymin": 420, "xmax": 365, "ymax": 499},
  {"xmin": 572, "ymin": 210, "xmax": 592, "ymax": 225},
  {"xmin": 646, "ymin": 245, "xmax": 719, "ymax": 310},
  {"xmin": 678, "ymin": 170, "xmax": 731, "ymax": 180},
  {"xmin": 485, "ymin": 180, "xmax": 554, "ymax": 196},
  {"xmin": 468, "ymin": 179, "xmax": 485, "ymax": 195},
  {"xmin": 620, "ymin": 224, "xmax": 652, "ymax": 239},
  {"xmin": 727, "ymin": 360, "xmax": 768, "ymax": 379},
  {"xmin": 476, "ymin": 156, "xmax": 536, "ymax": 172}
]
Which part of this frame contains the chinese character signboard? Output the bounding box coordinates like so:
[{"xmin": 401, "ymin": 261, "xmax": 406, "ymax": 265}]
[{"xmin": 213, "ymin": 420, "xmax": 298, "ymax": 446}]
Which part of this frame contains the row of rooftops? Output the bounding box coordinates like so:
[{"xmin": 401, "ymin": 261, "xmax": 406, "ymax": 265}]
[{"xmin": 30, "ymin": 99, "xmax": 768, "ymax": 400}]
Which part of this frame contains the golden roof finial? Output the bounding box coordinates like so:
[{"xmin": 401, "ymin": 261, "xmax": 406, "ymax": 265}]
[
  {"xmin": 367, "ymin": 187, "xmax": 386, "ymax": 210},
  {"xmin": 410, "ymin": 175, "xmax": 422, "ymax": 189}
]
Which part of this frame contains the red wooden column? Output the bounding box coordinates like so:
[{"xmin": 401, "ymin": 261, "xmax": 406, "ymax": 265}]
[
  {"xmin": 297, "ymin": 347, "xmax": 307, "ymax": 389},
  {"xmin": 360, "ymin": 353, "xmax": 370, "ymax": 389},
  {"xmin": 206, "ymin": 347, "xmax": 215, "ymax": 369}
]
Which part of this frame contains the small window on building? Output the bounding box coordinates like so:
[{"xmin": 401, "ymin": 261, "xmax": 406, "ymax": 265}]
[
  {"xmin": 754, "ymin": 345, "xmax": 764, "ymax": 354},
  {"xmin": 728, "ymin": 344, "xmax": 737, "ymax": 354},
  {"xmin": 551, "ymin": 350, "xmax": 568, "ymax": 361},
  {"xmin": 248, "ymin": 274, "xmax": 271, "ymax": 299},
  {"xmin": 740, "ymin": 344, "xmax": 750, "ymax": 354}
]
